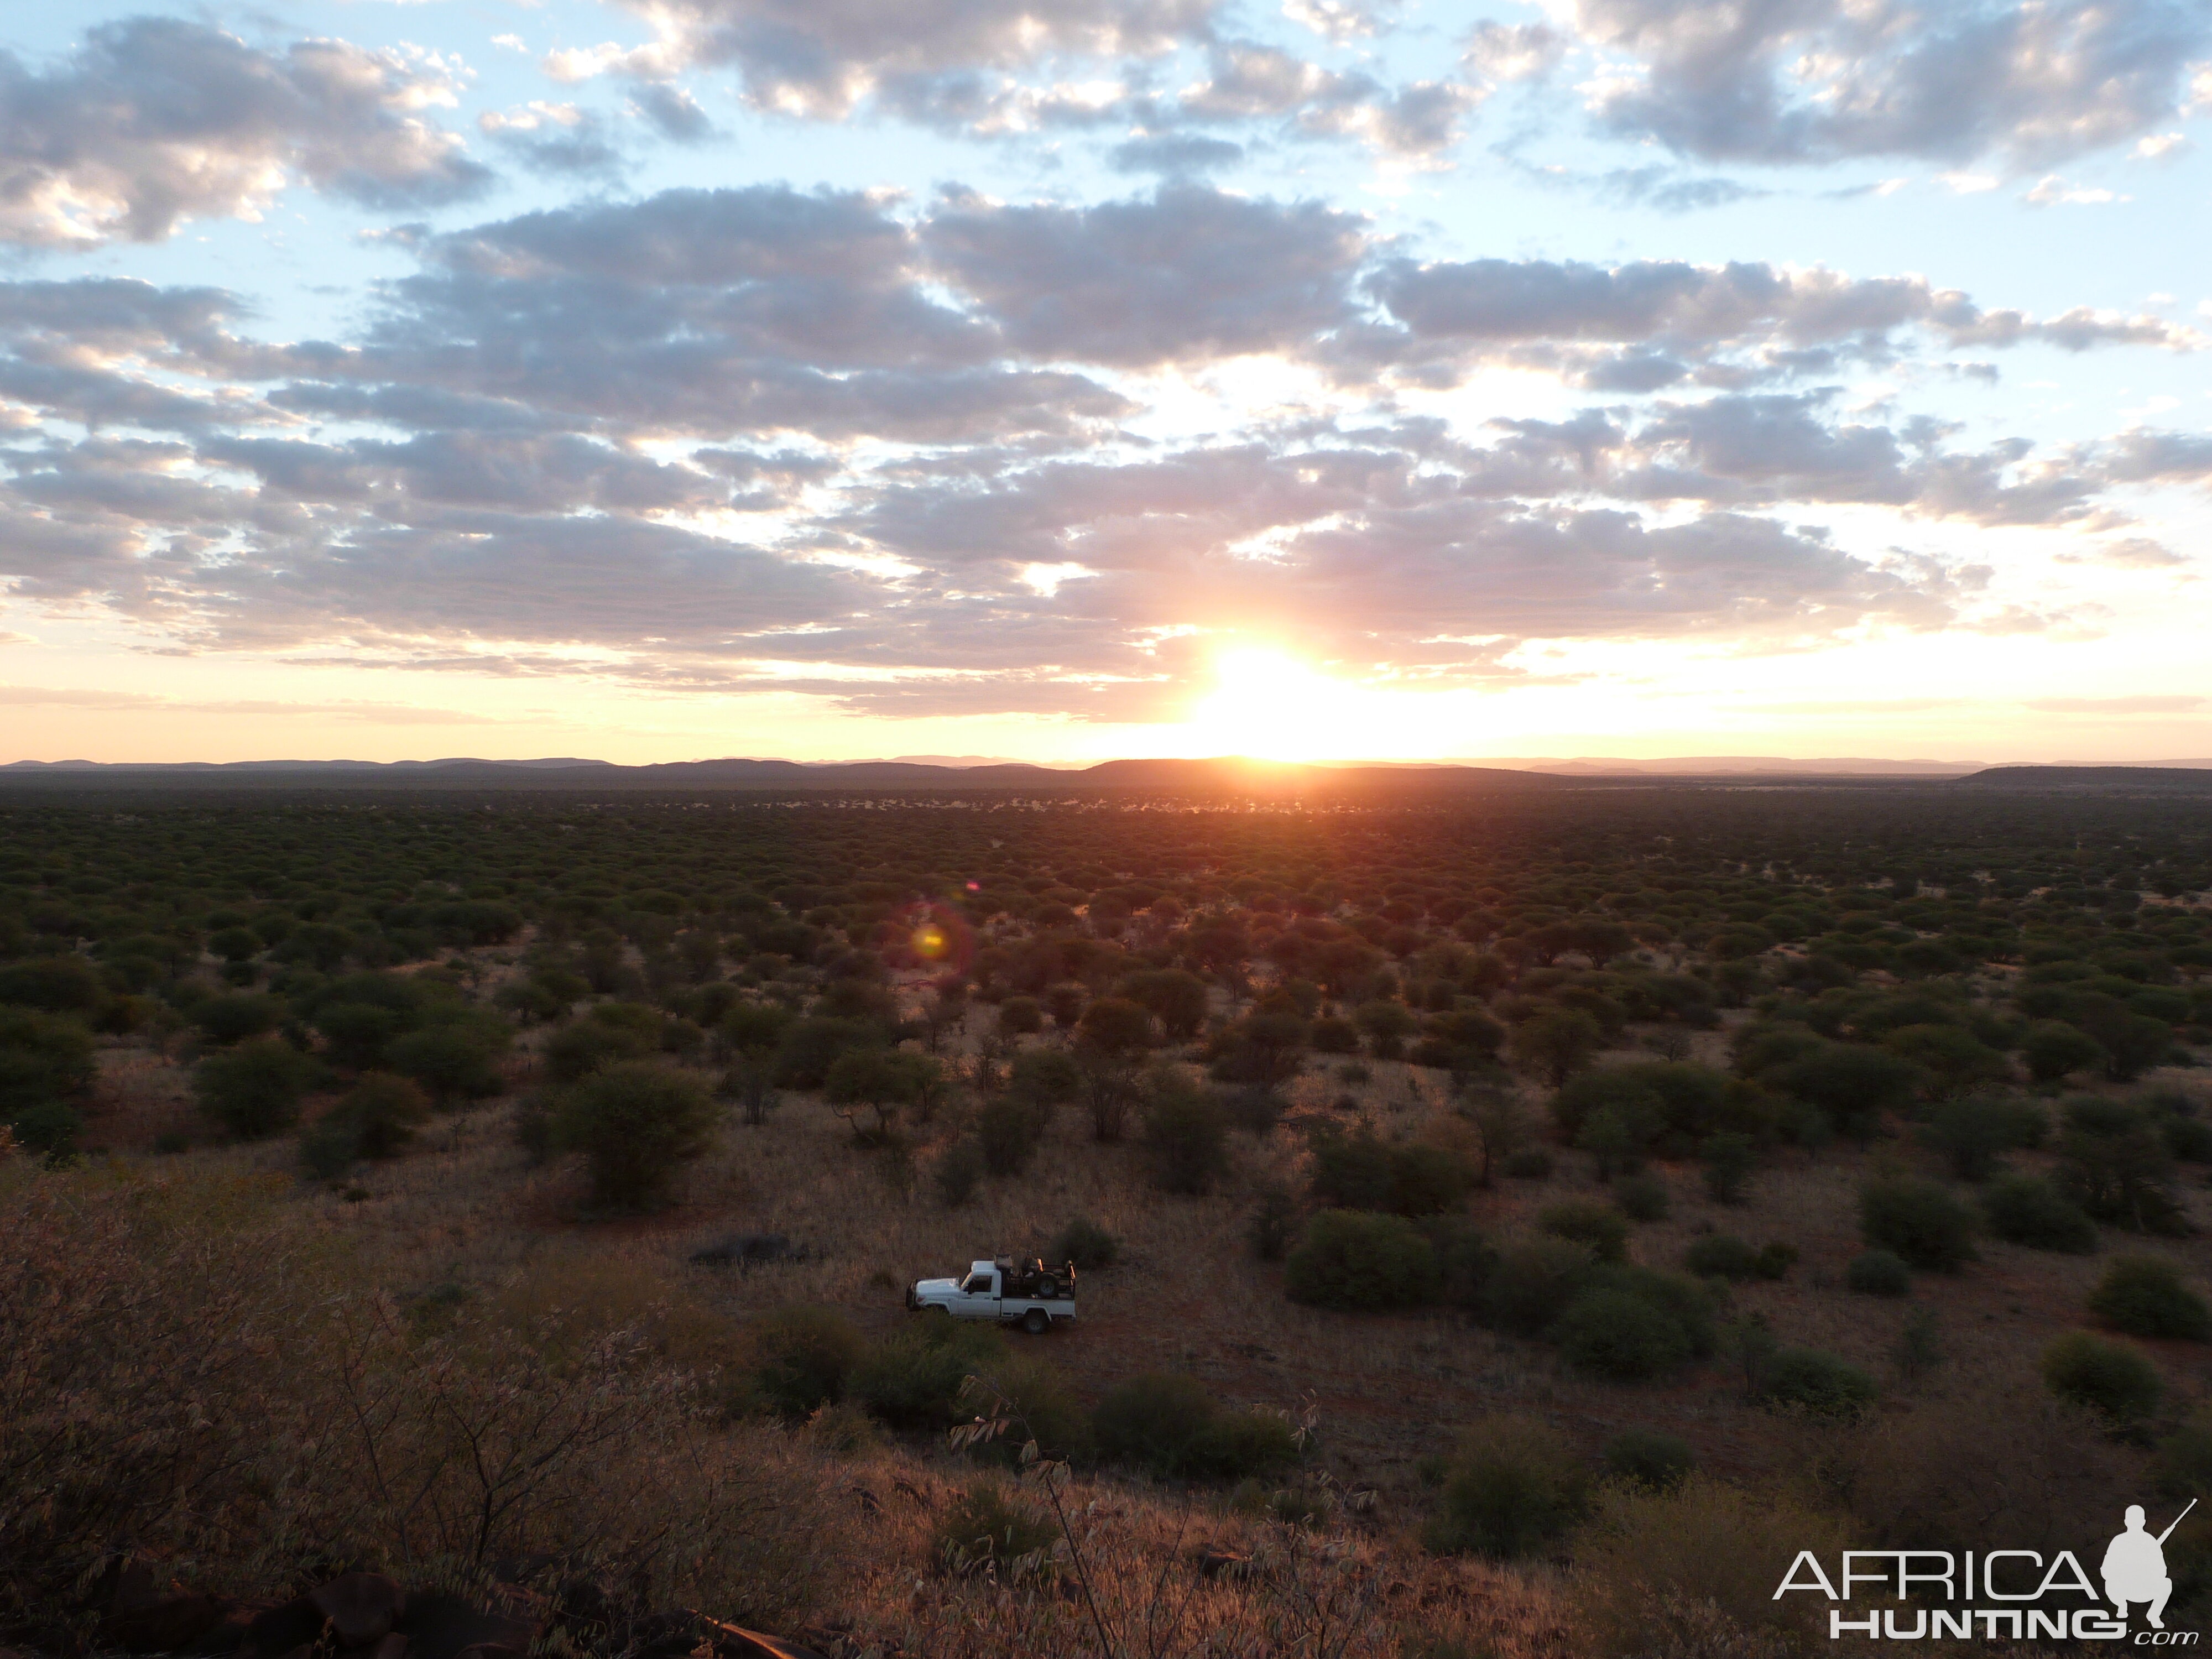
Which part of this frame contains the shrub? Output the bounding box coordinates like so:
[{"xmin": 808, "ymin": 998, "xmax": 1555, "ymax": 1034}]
[
  {"xmin": 2153, "ymin": 1415, "xmax": 2212, "ymax": 1499},
  {"xmin": 1050, "ymin": 1217, "xmax": 1118, "ymax": 1270},
  {"xmin": 1249, "ymin": 1184, "xmax": 1298, "ymax": 1261},
  {"xmin": 196, "ymin": 993, "xmax": 283, "ymax": 1045},
  {"xmin": 1846, "ymin": 1250, "xmax": 1911, "ymax": 1297},
  {"xmin": 2023, "ymin": 1020, "xmax": 2109, "ymax": 1083},
  {"xmin": 1700, "ymin": 1133, "xmax": 1757, "ymax": 1204},
  {"xmin": 384, "ymin": 1020, "xmax": 508, "ymax": 1104},
  {"xmin": 1284, "ymin": 1210, "xmax": 1439, "ymax": 1311},
  {"xmin": 1479, "ymin": 1236, "xmax": 1597, "ymax": 1335},
  {"xmin": 1683, "ymin": 1234, "xmax": 1758, "ymax": 1280},
  {"xmin": 7, "ymin": 1099, "xmax": 82, "ymax": 1160},
  {"xmin": 935, "ymin": 1479, "xmax": 1056, "ymax": 1575},
  {"xmin": 196, "ymin": 1038, "xmax": 319, "ymax": 1139},
  {"xmin": 1422, "ymin": 1415, "xmax": 1590, "ymax": 1558},
  {"xmin": 1142, "ymin": 1081, "xmax": 1230, "ymax": 1195},
  {"xmin": 1759, "ymin": 1348, "xmax": 1877, "ymax": 1420},
  {"xmin": 1092, "ymin": 1374, "xmax": 1300, "ymax": 1479},
  {"xmin": 1921, "ymin": 1095, "xmax": 2048, "ymax": 1181},
  {"xmin": 1982, "ymin": 1172, "xmax": 2099, "ymax": 1253},
  {"xmin": 544, "ymin": 1009, "xmax": 661, "ymax": 1082},
  {"xmin": 2042, "ymin": 1331, "xmax": 2161, "ymax": 1422},
  {"xmin": 1503, "ymin": 1146, "xmax": 1554, "ymax": 1180},
  {"xmin": 1538, "ymin": 1200, "xmax": 1629, "ymax": 1264},
  {"xmin": 935, "ymin": 1136, "xmax": 988, "ymax": 1207},
  {"xmin": 2089, "ymin": 1256, "xmax": 2212, "ymax": 1340},
  {"xmin": 995, "ymin": 997, "xmax": 1044, "ymax": 1036},
  {"xmin": 961, "ymin": 1352, "xmax": 1092, "ymax": 1464},
  {"xmin": 550, "ymin": 1060, "xmax": 721, "ymax": 1211},
  {"xmin": 337, "ymin": 1072, "xmax": 432, "ymax": 1159},
  {"xmin": 1614, "ymin": 1173, "xmax": 1670, "ymax": 1222},
  {"xmin": 0, "ymin": 1008, "xmax": 96, "ymax": 1121},
  {"xmin": 975, "ymin": 1095, "xmax": 1044, "ymax": 1176},
  {"xmin": 1554, "ymin": 1288, "xmax": 1693, "ymax": 1381},
  {"xmin": 750, "ymin": 1306, "xmax": 867, "ymax": 1419},
  {"xmin": 1858, "ymin": 1175, "xmax": 1975, "ymax": 1271},
  {"xmin": 851, "ymin": 1321, "xmax": 1008, "ymax": 1430},
  {"xmin": 1588, "ymin": 1264, "xmax": 1719, "ymax": 1358},
  {"xmin": 1604, "ymin": 1428, "xmax": 1694, "ymax": 1492},
  {"xmin": 1755, "ymin": 1241, "xmax": 1799, "ymax": 1280}
]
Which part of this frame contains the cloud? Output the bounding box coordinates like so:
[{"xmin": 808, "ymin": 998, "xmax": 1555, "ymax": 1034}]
[
  {"xmin": 0, "ymin": 16, "xmax": 490, "ymax": 247},
  {"xmin": 0, "ymin": 684, "xmax": 514, "ymax": 722},
  {"xmin": 921, "ymin": 184, "xmax": 1366, "ymax": 366},
  {"xmin": 478, "ymin": 103, "xmax": 624, "ymax": 176},
  {"xmin": 2022, "ymin": 695, "xmax": 2206, "ymax": 713},
  {"xmin": 1565, "ymin": 0, "xmax": 2212, "ymax": 169},
  {"xmin": 1107, "ymin": 132, "xmax": 1244, "ymax": 176},
  {"xmin": 600, "ymin": 0, "xmax": 1216, "ymax": 119},
  {"xmin": 1353, "ymin": 254, "xmax": 2198, "ymax": 388}
]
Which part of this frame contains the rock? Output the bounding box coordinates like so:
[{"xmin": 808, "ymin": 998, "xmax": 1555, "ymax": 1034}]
[
  {"xmin": 242, "ymin": 1598, "xmax": 325, "ymax": 1659},
  {"xmin": 105, "ymin": 1594, "xmax": 231, "ymax": 1653},
  {"xmin": 393, "ymin": 1594, "xmax": 541, "ymax": 1659},
  {"xmin": 312, "ymin": 1574, "xmax": 407, "ymax": 1648}
]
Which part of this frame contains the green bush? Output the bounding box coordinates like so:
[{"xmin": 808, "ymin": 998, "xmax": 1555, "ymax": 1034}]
[
  {"xmin": 2042, "ymin": 1331, "xmax": 2162, "ymax": 1422},
  {"xmin": 1603, "ymin": 1428, "xmax": 1694, "ymax": 1492},
  {"xmin": 196, "ymin": 993, "xmax": 283, "ymax": 1045},
  {"xmin": 1921, "ymin": 1095, "xmax": 2048, "ymax": 1181},
  {"xmin": 196, "ymin": 1037, "xmax": 319, "ymax": 1139},
  {"xmin": 0, "ymin": 1007, "xmax": 96, "ymax": 1120},
  {"xmin": 550, "ymin": 1060, "xmax": 721, "ymax": 1211},
  {"xmin": 1700, "ymin": 1133, "xmax": 1757, "ymax": 1204},
  {"xmin": 1614, "ymin": 1174, "xmax": 1671, "ymax": 1222},
  {"xmin": 852, "ymin": 1321, "xmax": 1009, "ymax": 1430},
  {"xmin": 2023, "ymin": 1020, "xmax": 2109, "ymax": 1083},
  {"xmin": 1143, "ymin": 1081, "xmax": 1230, "ymax": 1195},
  {"xmin": 1759, "ymin": 1349, "xmax": 1877, "ymax": 1420},
  {"xmin": 1858, "ymin": 1175, "xmax": 1976, "ymax": 1271},
  {"xmin": 1479, "ymin": 1236, "xmax": 1597, "ymax": 1335},
  {"xmin": 1503, "ymin": 1146, "xmax": 1554, "ymax": 1180},
  {"xmin": 338, "ymin": 1072, "xmax": 432, "ymax": 1158},
  {"xmin": 1538, "ymin": 1200, "xmax": 1629, "ymax": 1264},
  {"xmin": 1755, "ymin": 1241, "xmax": 1798, "ymax": 1280},
  {"xmin": 1284, "ymin": 1210, "xmax": 1440, "ymax": 1311},
  {"xmin": 1683, "ymin": 1234, "xmax": 1759, "ymax": 1281},
  {"xmin": 1050, "ymin": 1216, "xmax": 1118, "ymax": 1270},
  {"xmin": 2089, "ymin": 1256, "xmax": 2211, "ymax": 1340},
  {"xmin": 1981, "ymin": 1172, "xmax": 2099, "ymax": 1253},
  {"xmin": 384, "ymin": 1019, "xmax": 508, "ymax": 1104},
  {"xmin": 975, "ymin": 1095, "xmax": 1044, "ymax": 1176},
  {"xmin": 543, "ymin": 1006, "xmax": 661, "ymax": 1082},
  {"xmin": 1586, "ymin": 1264, "xmax": 1719, "ymax": 1358},
  {"xmin": 1092, "ymin": 1374, "xmax": 1300, "ymax": 1479},
  {"xmin": 1554, "ymin": 1288, "xmax": 1693, "ymax": 1381},
  {"xmin": 962, "ymin": 1353, "xmax": 1092, "ymax": 1465},
  {"xmin": 1422, "ymin": 1416, "xmax": 1590, "ymax": 1558},
  {"xmin": 936, "ymin": 1136, "xmax": 988, "ymax": 1207},
  {"xmin": 1249, "ymin": 1185, "xmax": 1298, "ymax": 1261},
  {"xmin": 6, "ymin": 1099, "xmax": 82, "ymax": 1160},
  {"xmin": 750, "ymin": 1306, "xmax": 867, "ymax": 1419},
  {"xmin": 935, "ymin": 1479, "xmax": 1057, "ymax": 1575},
  {"xmin": 1845, "ymin": 1250, "xmax": 1911, "ymax": 1297}
]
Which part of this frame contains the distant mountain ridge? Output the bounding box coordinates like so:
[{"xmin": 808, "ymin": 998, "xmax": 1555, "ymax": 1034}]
[{"xmin": 4, "ymin": 755, "xmax": 2209, "ymax": 793}]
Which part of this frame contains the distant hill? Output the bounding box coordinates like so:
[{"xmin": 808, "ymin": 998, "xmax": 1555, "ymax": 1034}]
[
  {"xmin": 0, "ymin": 755, "xmax": 1564, "ymax": 795},
  {"xmin": 1954, "ymin": 765, "xmax": 2212, "ymax": 792}
]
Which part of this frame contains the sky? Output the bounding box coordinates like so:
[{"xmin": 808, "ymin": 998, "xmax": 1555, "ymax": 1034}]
[{"xmin": 0, "ymin": 0, "xmax": 2209, "ymax": 766}]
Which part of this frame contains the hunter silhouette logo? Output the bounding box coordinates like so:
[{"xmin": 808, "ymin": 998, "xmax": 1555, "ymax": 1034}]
[
  {"xmin": 1775, "ymin": 1502, "xmax": 2203, "ymax": 1643},
  {"xmin": 2106, "ymin": 1501, "xmax": 2194, "ymax": 1631}
]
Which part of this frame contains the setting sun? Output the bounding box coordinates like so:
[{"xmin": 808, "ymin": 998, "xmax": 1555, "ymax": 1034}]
[{"xmin": 1187, "ymin": 649, "xmax": 1367, "ymax": 761}]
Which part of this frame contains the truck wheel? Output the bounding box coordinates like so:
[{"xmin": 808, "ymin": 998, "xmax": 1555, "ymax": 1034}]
[{"xmin": 1021, "ymin": 1307, "xmax": 1050, "ymax": 1335}]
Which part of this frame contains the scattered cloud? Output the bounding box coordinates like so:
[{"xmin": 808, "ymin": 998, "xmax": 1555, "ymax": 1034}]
[{"xmin": 0, "ymin": 17, "xmax": 489, "ymax": 247}]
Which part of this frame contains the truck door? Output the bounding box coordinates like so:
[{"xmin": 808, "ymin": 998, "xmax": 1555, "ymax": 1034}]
[{"xmin": 956, "ymin": 1267, "xmax": 999, "ymax": 1318}]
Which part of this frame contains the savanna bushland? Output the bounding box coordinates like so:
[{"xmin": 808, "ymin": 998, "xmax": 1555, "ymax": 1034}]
[{"xmin": 7, "ymin": 771, "xmax": 2212, "ymax": 1659}]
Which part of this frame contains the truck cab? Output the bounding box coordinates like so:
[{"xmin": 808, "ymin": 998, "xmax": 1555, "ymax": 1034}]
[{"xmin": 907, "ymin": 1255, "xmax": 1075, "ymax": 1333}]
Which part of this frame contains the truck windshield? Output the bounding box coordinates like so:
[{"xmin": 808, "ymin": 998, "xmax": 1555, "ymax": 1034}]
[{"xmin": 960, "ymin": 1273, "xmax": 991, "ymax": 1295}]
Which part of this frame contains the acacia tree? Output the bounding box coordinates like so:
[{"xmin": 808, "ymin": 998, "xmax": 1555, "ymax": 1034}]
[{"xmin": 1510, "ymin": 1009, "xmax": 1603, "ymax": 1089}]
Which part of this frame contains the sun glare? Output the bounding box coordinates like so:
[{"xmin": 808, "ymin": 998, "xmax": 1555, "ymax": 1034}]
[{"xmin": 1188, "ymin": 649, "xmax": 1376, "ymax": 761}]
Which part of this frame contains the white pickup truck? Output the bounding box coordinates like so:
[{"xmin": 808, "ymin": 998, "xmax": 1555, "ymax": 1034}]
[{"xmin": 907, "ymin": 1256, "xmax": 1076, "ymax": 1333}]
